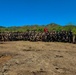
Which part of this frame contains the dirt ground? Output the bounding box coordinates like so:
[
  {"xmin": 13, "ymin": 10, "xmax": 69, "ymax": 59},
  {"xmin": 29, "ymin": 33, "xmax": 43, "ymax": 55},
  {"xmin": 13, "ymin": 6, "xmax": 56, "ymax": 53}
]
[{"xmin": 0, "ymin": 41, "xmax": 76, "ymax": 75}]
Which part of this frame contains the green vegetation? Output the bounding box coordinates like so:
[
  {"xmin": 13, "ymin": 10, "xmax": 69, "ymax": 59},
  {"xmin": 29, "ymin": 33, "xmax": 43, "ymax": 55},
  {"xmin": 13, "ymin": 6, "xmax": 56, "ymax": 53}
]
[{"xmin": 0, "ymin": 23, "xmax": 76, "ymax": 34}]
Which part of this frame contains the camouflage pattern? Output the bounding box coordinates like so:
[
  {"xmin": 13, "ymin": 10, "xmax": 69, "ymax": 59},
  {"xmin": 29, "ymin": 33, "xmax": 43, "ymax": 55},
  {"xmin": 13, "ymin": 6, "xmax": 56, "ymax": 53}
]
[{"xmin": 0, "ymin": 30, "xmax": 76, "ymax": 44}]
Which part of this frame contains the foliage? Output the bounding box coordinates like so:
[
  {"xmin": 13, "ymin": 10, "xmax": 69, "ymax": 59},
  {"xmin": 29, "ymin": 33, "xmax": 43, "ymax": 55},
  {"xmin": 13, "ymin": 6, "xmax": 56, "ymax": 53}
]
[{"xmin": 0, "ymin": 23, "xmax": 76, "ymax": 34}]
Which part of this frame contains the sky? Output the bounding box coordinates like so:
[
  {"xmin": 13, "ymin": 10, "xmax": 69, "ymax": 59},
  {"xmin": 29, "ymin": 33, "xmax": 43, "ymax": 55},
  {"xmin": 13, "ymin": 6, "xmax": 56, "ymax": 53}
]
[{"xmin": 0, "ymin": 0, "xmax": 76, "ymax": 27}]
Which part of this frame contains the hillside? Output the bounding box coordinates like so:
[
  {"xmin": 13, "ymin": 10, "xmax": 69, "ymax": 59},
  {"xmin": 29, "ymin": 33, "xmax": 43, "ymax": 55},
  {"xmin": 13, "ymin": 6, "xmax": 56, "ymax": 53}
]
[{"xmin": 0, "ymin": 23, "xmax": 76, "ymax": 34}]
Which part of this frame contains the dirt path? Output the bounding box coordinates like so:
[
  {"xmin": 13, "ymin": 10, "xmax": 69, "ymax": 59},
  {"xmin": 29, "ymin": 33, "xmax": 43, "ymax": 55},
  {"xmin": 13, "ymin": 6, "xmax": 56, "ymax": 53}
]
[{"xmin": 0, "ymin": 41, "xmax": 76, "ymax": 75}]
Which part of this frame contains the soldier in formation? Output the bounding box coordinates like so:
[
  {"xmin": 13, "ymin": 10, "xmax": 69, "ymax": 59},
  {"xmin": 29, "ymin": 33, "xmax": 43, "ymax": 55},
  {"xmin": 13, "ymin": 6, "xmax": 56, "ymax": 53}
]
[{"xmin": 0, "ymin": 30, "xmax": 76, "ymax": 44}]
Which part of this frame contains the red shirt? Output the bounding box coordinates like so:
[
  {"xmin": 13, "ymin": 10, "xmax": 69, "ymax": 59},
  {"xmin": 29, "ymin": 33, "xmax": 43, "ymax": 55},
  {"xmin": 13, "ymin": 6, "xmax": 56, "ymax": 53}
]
[{"xmin": 44, "ymin": 28, "xmax": 48, "ymax": 33}]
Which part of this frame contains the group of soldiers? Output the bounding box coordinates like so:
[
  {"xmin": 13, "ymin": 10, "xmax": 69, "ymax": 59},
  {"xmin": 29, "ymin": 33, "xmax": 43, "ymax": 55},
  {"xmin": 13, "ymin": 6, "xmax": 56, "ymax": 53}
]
[{"xmin": 0, "ymin": 30, "xmax": 76, "ymax": 44}]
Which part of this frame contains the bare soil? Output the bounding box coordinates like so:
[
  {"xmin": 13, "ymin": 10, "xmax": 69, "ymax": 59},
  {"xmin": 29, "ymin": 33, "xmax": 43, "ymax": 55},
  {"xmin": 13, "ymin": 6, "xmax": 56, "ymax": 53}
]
[{"xmin": 0, "ymin": 41, "xmax": 76, "ymax": 75}]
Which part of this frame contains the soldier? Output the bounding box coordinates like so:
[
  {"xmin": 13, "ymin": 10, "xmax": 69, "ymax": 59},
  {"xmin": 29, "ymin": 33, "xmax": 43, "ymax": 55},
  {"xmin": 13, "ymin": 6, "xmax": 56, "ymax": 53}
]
[
  {"xmin": 68, "ymin": 30, "xmax": 73, "ymax": 43},
  {"xmin": 0, "ymin": 32, "xmax": 2, "ymax": 41},
  {"xmin": 46, "ymin": 31, "xmax": 50, "ymax": 42},
  {"xmin": 73, "ymin": 34, "xmax": 76, "ymax": 44}
]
